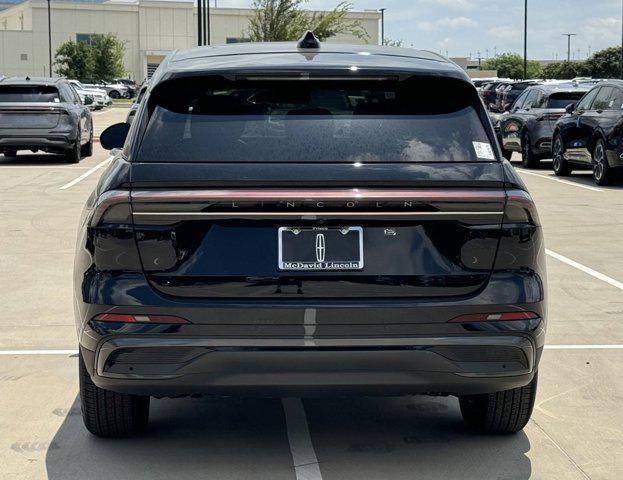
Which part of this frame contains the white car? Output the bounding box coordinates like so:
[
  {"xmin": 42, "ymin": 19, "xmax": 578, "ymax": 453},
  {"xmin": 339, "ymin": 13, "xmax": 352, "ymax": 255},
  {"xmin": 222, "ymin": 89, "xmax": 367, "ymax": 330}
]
[
  {"xmin": 68, "ymin": 80, "xmax": 111, "ymax": 110},
  {"xmin": 82, "ymin": 80, "xmax": 129, "ymax": 99}
]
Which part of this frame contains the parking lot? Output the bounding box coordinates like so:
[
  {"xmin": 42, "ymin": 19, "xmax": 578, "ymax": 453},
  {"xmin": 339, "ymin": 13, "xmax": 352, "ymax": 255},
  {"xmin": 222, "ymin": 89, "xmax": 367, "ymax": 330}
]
[{"xmin": 0, "ymin": 108, "xmax": 622, "ymax": 480}]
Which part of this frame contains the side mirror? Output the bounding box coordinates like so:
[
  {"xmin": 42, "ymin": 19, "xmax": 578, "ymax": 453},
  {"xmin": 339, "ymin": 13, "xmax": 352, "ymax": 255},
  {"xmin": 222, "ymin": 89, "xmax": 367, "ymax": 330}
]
[
  {"xmin": 565, "ymin": 103, "xmax": 575, "ymax": 114},
  {"xmin": 100, "ymin": 122, "xmax": 130, "ymax": 150},
  {"xmin": 84, "ymin": 95, "xmax": 94, "ymax": 106}
]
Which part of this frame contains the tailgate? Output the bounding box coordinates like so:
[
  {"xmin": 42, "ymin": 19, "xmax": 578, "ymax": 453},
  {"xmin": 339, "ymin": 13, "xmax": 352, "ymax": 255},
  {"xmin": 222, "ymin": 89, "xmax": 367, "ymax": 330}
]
[{"xmin": 0, "ymin": 103, "xmax": 63, "ymax": 129}]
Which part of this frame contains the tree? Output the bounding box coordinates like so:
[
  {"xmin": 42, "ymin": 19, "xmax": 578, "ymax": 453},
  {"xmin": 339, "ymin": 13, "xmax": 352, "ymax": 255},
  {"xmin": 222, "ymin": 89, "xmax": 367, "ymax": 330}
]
[
  {"xmin": 542, "ymin": 61, "xmax": 589, "ymax": 80},
  {"xmin": 53, "ymin": 33, "xmax": 125, "ymax": 81},
  {"xmin": 53, "ymin": 40, "xmax": 94, "ymax": 79},
  {"xmin": 585, "ymin": 46, "xmax": 622, "ymax": 78},
  {"xmin": 481, "ymin": 53, "xmax": 542, "ymax": 79},
  {"xmin": 90, "ymin": 34, "xmax": 126, "ymax": 81},
  {"xmin": 247, "ymin": 0, "xmax": 368, "ymax": 42}
]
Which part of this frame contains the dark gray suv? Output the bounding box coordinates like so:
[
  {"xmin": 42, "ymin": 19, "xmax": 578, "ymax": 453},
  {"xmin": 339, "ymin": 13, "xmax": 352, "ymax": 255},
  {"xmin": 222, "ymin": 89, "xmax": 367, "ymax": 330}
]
[{"xmin": 0, "ymin": 77, "xmax": 93, "ymax": 163}]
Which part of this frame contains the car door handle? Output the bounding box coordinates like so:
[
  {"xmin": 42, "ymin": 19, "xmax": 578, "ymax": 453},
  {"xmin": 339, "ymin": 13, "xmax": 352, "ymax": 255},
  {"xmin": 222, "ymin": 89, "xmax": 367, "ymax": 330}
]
[{"xmin": 596, "ymin": 110, "xmax": 603, "ymax": 114}]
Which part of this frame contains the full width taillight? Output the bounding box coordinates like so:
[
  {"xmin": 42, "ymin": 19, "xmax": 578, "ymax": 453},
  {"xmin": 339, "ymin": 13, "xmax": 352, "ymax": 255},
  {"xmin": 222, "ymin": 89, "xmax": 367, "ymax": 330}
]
[
  {"xmin": 93, "ymin": 314, "xmax": 190, "ymax": 324},
  {"xmin": 449, "ymin": 312, "xmax": 539, "ymax": 323}
]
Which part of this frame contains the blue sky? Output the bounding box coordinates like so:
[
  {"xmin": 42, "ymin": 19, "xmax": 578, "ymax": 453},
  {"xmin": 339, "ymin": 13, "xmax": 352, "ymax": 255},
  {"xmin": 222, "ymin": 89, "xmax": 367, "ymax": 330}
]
[{"xmin": 215, "ymin": 0, "xmax": 623, "ymax": 60}]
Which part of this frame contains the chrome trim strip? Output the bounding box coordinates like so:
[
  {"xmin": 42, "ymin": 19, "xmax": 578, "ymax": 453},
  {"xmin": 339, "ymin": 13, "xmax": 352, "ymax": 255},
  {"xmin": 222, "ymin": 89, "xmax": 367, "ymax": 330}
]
[
  {"xmin": 131, "ymin": 189, "xmax": 506, "ymax": 203},
  {"xmin": 133, "ymin": 211, "xmax": 504, "ymax": 219}
]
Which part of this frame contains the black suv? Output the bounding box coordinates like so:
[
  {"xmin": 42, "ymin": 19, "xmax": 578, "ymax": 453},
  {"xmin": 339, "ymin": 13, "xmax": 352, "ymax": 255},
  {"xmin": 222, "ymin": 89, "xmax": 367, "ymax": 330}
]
[
  {"xmin": 499, "ymin": 83, "xmax": 590, "ymax": 167},
  {"xmin": 0, "ymin": 77, "xmax": 93, "ymax": 162},
  {"xmin": 553, "ymin": 80, "xmax": 623, "ymax": 185},
  {"xmin": 496, "ymin": 81, "xmax": 540, "ymax": 113},
  {"xmin": 76, "ymin": 33, "xmax": 546, "ymax": 438}
]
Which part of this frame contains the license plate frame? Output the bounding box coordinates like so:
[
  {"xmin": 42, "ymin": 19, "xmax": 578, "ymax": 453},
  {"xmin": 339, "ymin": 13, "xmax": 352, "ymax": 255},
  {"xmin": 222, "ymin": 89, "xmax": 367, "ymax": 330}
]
[{"xmin": 278, "ymin": 226, "xmax": 364, "ymax": 271}]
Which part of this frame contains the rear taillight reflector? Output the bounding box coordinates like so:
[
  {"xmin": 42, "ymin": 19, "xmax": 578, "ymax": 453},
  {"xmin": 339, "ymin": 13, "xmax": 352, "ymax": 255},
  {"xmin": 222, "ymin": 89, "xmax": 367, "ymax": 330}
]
[
  {"xmin": 93, "ymin": 314, "xmax": 189, "ymax": 324},
  {"xmin": 449, "ymin": 312, "xmax": 539, "ymax": 323}
]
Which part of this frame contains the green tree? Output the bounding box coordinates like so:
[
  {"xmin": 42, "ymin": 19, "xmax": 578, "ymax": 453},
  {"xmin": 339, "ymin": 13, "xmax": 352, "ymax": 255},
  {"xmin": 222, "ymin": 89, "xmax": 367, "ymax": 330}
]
[
  {"xmin": 247, "ymin": 0, "xmax": 368, "ymax": 42},
  {"xmin": 90, "ymin": 34, "xmax": 126, "ymax": 81},
  {"xmin": 542, "ymin": 61, "xmax": 589, "ymax": 80},
  {"xmin": 53, "ymin": 40, "xmax": 94, "ymax": 79},
  {"xmin": 481, "ymin": 53, "xmax": 542, "ymax": 79},
  {"xmin": 585, "ymin": 46, "xmax": 622, "ymax": 78}
]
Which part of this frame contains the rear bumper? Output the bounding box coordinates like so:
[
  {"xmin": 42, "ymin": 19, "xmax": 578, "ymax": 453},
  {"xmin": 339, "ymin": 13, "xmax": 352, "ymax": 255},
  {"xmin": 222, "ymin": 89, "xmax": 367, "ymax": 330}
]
[
  {"xmin": 0, "ymin": 132, "xmax": 76, "ymax": 150},
  {"xmin": 81, "ymin": 328, "xmax": 543, "ymax": 397}
]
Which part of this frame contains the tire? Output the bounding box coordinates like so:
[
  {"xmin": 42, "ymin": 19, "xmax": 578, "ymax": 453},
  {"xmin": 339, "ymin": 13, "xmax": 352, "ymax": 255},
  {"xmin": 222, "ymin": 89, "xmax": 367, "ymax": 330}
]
[
  {"xmin": 592, "ymin": 139, "xmax": 613, "ymax": 186},
  {"xmin": 3, "ymin": 150, "xmax": 17, "ymax": 157},
  {"xmin": 552, "ymin": 135, "xmax": 572, "ymax": 176},
  {"xmin": 109, "ymin": 90, "xmax": 120, "ymax": 99},
  {"xmin": 65, "ymin": 130, "xmax": 82, "ymax": 164},
  {"xmin": 521, "ymin": 132, "xmax": 539, "ymax": 168},
  {"xmin": 81, "ymin": 126, "xmax": 94, "ymax": 157},
  {"xmin": 79, "ymin": 352, "xmax": 150, "ymax": 438},
  {"xmin": 459, "ymin": 373, "xmax": 538, "ymax": 434}
]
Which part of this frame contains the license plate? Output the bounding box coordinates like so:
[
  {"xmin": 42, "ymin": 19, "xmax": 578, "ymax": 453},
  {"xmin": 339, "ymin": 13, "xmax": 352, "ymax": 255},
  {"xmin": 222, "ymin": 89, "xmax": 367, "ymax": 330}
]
[{"xmin": 278, "ymin": 227, "xmax": 363, "ymax": 271}]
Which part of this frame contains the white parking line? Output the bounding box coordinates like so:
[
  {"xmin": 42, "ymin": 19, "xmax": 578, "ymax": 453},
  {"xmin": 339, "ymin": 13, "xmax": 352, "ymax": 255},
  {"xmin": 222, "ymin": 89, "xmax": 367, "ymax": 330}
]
[
  {"xmin": 546, "ymin": 249, "xmax": 623, "ymax": 290},
  {"xmin": 516, "ymin": 168, "xmax": 603, "ymax": 192},
  {"xmin": 59, "ymin": 156, "xmax": 112, "ymax": 190},
  {"xmin": 282, "ymin": 398, "xmax": 323, "ymax": 480},
  {"xmin": 0, "ymin": 350, "xmax": 78, "ymax": 355},
  {"xmin": 545, "ymin": 345, "xmax": 623, "ymax": 349}
]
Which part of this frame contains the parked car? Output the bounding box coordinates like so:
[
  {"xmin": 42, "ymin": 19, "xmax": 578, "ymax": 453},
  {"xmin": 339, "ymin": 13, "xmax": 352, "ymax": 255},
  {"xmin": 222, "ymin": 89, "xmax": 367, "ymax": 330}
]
[
  {"xmin": 499, "ymin": 83, "xmax": 590, "ymax": 167},
  {"xmin": 481, "ymin": 81, "xmax": 510, "ymax": 110},
  {"xmin": 125, "ymin": 81, "xmax": 148, "ymax": 124},
  {"xmin": 81, "ymin": 79, "xmax": 129, "ymax": 99},
  {"xmin": 77, "ymin": 33, "xmax": 546, "ymax": 438},
  {"xmin": 113, "ymin": 78, "xmax": 138, "ymax": 98},
  {"xmin": 68, "ymin": 79, "xmax": 111, "ymax": 110},
  {"xmin": 496, "ymin": 81, "xmax": 540, "ymax": 113},
  {"xmin": 552, "ymin": 80, "xmax": 623, "ymax": 185},
  {"xmin": 0, "ymin": 76, "xmax": 93, "ymax": 162}
]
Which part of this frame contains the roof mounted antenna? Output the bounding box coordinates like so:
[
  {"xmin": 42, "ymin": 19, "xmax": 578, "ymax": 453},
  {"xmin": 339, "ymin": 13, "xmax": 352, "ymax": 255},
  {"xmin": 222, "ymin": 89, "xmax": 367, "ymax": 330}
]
[
  {"xmin": 25, "ymin": 76, "xmax": 30, "ymax": 81},
  {"xmin": 297, "ymin": 31, "xmax": 320, "ymax": 49}
]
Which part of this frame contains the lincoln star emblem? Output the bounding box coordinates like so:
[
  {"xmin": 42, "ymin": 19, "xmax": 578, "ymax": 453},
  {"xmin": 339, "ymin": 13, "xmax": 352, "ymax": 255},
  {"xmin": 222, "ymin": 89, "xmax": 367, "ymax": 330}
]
[{"xmin": 315, "ymin": 233, "xmax": 326, "ymax": 262}]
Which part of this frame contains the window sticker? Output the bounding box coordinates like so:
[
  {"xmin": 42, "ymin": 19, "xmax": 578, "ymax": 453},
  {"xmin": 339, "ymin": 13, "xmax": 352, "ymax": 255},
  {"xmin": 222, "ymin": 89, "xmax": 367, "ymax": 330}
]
[{"xmin": 472, "ymin": 141, "xmax": 495, "ymax": 160}]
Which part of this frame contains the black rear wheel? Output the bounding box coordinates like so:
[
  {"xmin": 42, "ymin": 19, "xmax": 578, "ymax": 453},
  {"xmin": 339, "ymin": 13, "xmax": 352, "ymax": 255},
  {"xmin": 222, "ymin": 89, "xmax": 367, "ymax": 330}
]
[
  {"xmin": 109, "ymin": 90, "xmax": 120, "ymax": 99},
  {"xmin": 65, "ymin": 129, "xmax": 82, "ymax": 164},
  {"xmin": 592, "ymin": 139, "xmax": 613, "ymax": 186},
  {"xmin": 459, "ymin": 373, "xmax": 538, "ymax": 434},
  {"xmin": 81, "ymin": 126, "xmax": 94, "ymax": 157},
  {"xmin": 79, "ymin": 352, "xmax": 150, "ymax": 438},
  {"xmin": 552, "ymin": 135, "xmax": 572, "ymax": 176},
  {"xmin": 521, "ymin": 132, "xmax": 539, "ymax": 168}
]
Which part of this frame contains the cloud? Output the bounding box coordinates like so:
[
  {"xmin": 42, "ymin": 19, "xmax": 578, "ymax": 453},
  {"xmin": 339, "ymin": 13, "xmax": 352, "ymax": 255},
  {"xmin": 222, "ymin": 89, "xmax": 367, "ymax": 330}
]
[
  {"xmin": 488, "ymin": 25, "xmax": 520, "ymax": 40},
  {"xmin": 580, "ymin": 17, "xmax": 621, "ymax": 43},
  {"xmin": 417, "ymin": 17, "xmax": 478, "ymax": 32},
  {"xmin": 425, "ymin": 0, "xmax": 473, "ymax": 9}
]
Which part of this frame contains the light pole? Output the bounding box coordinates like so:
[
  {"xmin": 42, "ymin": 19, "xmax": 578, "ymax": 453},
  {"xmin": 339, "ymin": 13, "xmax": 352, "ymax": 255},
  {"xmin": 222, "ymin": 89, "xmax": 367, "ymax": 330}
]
[
  {"xmin": 621, "ymin": 0, "xmax": 622, "ymax": 78},
  {"xmin": 47, "ymin": 0, "xmax": 52, "ymax": 76},
  {"xmin": 523, "ymin": 0, "xmax": 527, "ymax": 79},
  {"xmin": 379, "ymin": 8, "xmax": 386, "ymax": 45},
  {"xmin": 197, "ymin": 0, "xmax": 202, "ymax": 46},
  {"xmin": 562, "ymin": 33, "xmax": 576, "ymax": 62}
]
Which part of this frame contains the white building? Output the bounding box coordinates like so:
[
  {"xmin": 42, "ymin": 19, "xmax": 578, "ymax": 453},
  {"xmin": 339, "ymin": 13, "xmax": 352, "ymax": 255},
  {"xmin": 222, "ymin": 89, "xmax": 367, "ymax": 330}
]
[{"xmin": 0, "ymin": 0, "xmax": 381, "ymax": 80}]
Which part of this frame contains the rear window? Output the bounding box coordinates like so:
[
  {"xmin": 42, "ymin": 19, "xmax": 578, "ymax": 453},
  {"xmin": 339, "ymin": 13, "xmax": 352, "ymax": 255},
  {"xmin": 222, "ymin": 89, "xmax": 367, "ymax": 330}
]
[
  {"xmin": 136, "ymin": 77, "xmax": 493, "ymax": 163},
  {"xmin": 0, "ymin": 85, "xmax": 60, "ymax": 103},
  {"xmin": 547, "ymin": 92, "xmax": 586, "ymax": 108}
]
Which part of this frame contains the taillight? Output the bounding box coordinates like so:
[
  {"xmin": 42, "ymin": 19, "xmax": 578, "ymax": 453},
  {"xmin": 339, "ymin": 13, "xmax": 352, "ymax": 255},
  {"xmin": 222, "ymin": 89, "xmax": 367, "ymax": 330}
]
[
  {"xmin": 449, "ymin": 312, "xmax": 539, "ymax": 323},
  {"xmin": 93, "ymin": 314, "xmax": 190, "ymax": 324},
  {"xmin": 504, "ymin": 189, "xmax": 540, "ymax": 226}
]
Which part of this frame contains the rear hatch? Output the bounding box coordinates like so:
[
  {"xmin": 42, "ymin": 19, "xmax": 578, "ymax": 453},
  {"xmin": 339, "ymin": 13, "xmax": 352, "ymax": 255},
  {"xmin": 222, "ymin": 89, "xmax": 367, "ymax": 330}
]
[
  {"xmin": 545, "ymin": 91, "xmax": 587, "ymax": 129},
  {"xmin": 0, "ymin": 85, "xmax": 63, "ymax": 129},
  {"xmin": 129, "ymin": 75, "xmax": 505, "ymax": 299}
]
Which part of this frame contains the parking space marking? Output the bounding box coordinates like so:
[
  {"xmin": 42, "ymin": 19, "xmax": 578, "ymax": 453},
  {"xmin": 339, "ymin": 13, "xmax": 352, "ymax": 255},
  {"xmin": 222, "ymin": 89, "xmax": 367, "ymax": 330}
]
[
  {"xmin": 0, "ymin": 350, "xmax": 78, "ymax": 355},
  {"xmin": 545, "ymin": 345, "xmax": 623, "ymax": 349},
  {"xmin": 516, "ymin": 168, "xmax": 603, "ymax": 192},
  {"xmin": 282, "ymin": 398, "xmax": 323, "ymax": 480},
  {"xmin": 546, "ymin": 249, "xmax": 623, "ymax": 290},
  {"xmin": 59, "ymin": 156, "xmax": 113, "ymax": 190}
]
